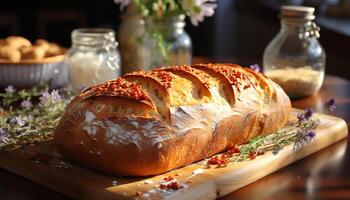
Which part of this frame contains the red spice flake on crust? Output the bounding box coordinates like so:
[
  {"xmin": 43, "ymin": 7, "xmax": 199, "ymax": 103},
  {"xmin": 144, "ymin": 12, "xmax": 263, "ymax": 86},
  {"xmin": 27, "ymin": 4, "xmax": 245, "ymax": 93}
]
[
  {"xmin": 148, "ymin": 70, "xmax": 173, "ymax": 89},
  {"xmin": 86, "ymin": 78, "xmax": 151, "ymax": 102},
  {"xmin": 160, "ymin": 180, "xmax": 182, "ymax": 190},
  {"xmin": 174, "ymin": 65, "xmax": 192, "ymax": 72},
  {"xmin": 174, "ymin": 65, "xmax": 201, "ymax": 77},
  {"xmin": 207, "ymin": 155, "xmax": 229, "ymax": 167},
  {"xmin": 248, "ymin": 151, "xmax": 257, "ymax": 160},
  {"xmin": 226, "ymin": 146, "xmax": 240, "ymax": 156},
  {"xmin": 209, "ymin": 66, "xmax": 255, "ymax": 92},
  {"xmin": 163, "ymin": 176, "xmax": 174, "ymax": 182}
]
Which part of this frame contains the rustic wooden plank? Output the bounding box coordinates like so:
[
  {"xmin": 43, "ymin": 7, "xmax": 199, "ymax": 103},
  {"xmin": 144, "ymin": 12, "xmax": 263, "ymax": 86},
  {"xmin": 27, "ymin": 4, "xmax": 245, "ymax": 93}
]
[{"xmin": 0, "ymin": 110, "xmax": 347, "ymax": 200}]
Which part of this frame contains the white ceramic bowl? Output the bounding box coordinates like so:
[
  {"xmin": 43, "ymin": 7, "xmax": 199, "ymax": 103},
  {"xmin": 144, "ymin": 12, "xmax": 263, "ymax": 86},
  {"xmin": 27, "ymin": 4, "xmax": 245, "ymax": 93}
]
[{"xmin": 0, "ymin": 55, "xmax": 65, "ymax": 88}]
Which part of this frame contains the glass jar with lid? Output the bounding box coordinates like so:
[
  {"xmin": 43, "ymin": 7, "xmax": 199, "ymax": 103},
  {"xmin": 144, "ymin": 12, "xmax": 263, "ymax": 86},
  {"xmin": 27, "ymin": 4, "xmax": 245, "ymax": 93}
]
[
  {"xmin": 66, "ymin": 28, "xmax": 121, "ymax": 93},
  {"xmin": 263, "ymin": 6, "xmax": 325, "ymax": 99}
]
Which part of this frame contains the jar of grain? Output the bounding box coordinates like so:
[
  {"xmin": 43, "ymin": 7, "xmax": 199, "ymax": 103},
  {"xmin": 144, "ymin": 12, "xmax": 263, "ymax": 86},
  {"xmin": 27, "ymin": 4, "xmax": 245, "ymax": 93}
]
[{"xmin": 263, "ymin": 6, "xmax": 325, "ymax": 99}]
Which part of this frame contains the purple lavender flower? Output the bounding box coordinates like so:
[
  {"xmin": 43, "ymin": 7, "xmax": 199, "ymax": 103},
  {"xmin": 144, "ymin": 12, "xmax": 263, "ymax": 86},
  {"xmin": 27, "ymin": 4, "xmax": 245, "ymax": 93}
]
[
  {"xmin": 250, "ymin": 64, "xmax": 261, "ymax": 73},
  {"xmin": 306, "ymin": 131, "xmax": 316, "ymax": 139},
  {"xmin": 5, "ymin": 85, "xmax": 15, "ymax": 93},
  {"xmin": 0, "ymin": 128, "xmax": 9, "ymax": 144},
  {"xmin": 303, "ymin": 108, "xmax": 313, "ymax": 120},
  {"xmin": 325, "ymin": 98, "xmax": 336, "ymax": 112},
  {"xmin": 39, "ymin": 91, "xmax": 51, "ymax": 104},
  {"xmin": 297, "ymin": 108, "xmax": 313, "ymax": 122},
  {"xmin": 21, "ymin": 99, "xmax": 33, "ymax": 109},
  {"xmin": 297, "ymin": 113, "xmax": 304, "ymax": 122},
  {"xmin": 50, "ymin": 90, "xmax": 61, "ymax": 103},
  {"xmin": 10, "ymin": 117, "xmax": 26, "ymax": 127}
]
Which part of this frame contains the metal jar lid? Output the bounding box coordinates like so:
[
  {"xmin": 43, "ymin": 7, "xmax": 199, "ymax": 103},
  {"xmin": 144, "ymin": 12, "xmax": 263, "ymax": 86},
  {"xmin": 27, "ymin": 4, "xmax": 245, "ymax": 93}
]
[
  {"xmin": 71, "ymin": 28, "xmax": 118, "ymax": 48},
  {"xmin": 281, "ymin": 5, "xmax": 315, "ymax": 20}
]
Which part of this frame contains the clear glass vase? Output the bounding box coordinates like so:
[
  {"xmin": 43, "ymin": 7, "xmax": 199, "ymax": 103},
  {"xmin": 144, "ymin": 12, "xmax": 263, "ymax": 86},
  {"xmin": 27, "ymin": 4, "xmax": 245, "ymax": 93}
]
[
  {"xmin": 119, "ymin": 14, "xmax": 192, "ymax": 72},
  {"xmin": 263, "ymin": 6, "xmax": 325, "ymax": 99},
  {"xmin": 141, "ymin": 15, "xmax": 192, "ymax": 70}
]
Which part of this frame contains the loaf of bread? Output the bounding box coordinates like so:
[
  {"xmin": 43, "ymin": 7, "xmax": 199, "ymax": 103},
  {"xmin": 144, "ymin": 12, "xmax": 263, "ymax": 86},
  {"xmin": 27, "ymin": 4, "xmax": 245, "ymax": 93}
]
[{"xmin": 54, "ymin": 63, "xmax": 291, "ymax": 176}]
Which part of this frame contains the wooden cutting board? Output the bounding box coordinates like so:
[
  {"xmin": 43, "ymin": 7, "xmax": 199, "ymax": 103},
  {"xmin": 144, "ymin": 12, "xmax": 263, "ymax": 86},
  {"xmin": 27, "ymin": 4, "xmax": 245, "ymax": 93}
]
[{"xmin": 0, "ymin": 110, "xmax": 348, "ymax": 200}]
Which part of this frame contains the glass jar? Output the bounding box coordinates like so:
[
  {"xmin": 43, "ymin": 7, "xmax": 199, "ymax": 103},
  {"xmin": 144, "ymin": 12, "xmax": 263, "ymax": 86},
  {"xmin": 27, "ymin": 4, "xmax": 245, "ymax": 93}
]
[
  {"xmin": 118, "ymin": 3, "xmax": 145, "ymax": 74},
  {"xmin": 138, "ymin": 15, "xmax": 192, "ymax": 70},
  {"xmin": 66, "ymin": 28, "xmax": 121, "ymax": 93},
  {"xmin": 263, "ymin": 6, "xmax": 325, "ymax": 99}
]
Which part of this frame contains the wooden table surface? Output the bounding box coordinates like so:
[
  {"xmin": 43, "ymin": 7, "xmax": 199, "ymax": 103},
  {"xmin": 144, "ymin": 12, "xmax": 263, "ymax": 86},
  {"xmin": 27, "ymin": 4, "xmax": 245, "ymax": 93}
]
[{"xmin": 0, "ymin": 74, "xmax": 349, "ymax": 200}]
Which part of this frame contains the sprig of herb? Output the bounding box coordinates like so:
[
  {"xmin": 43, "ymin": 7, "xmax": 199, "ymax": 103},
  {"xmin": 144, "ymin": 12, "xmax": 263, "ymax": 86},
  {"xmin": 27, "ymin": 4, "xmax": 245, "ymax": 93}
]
[
  {"xmin": 0, "ymin": 85, "xmax": 72, "ymax": 150},
  {"xmin": 236, "ymin": 109, "xmax": 319, "ymax": 161},
  {"xmin": 0, "ymin": 85, "xmax": 48, "ymax": 108},
  {"xmin": 206, "ymin": 100, "xmax": 336, "ymax": 167}
]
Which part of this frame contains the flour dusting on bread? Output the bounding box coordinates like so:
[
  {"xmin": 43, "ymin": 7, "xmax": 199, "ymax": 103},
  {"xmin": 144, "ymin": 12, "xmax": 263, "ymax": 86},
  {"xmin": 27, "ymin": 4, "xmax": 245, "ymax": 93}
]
[{"xmin": 82, "ymin": 110, "xmax": 173, "ymax": 150}]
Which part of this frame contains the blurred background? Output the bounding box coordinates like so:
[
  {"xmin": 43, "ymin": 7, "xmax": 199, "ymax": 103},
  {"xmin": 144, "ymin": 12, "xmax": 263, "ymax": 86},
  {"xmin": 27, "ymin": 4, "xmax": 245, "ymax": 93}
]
[{"xmin": 1, "ymin": 0, "xmax": 349, "ymax": 79}]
